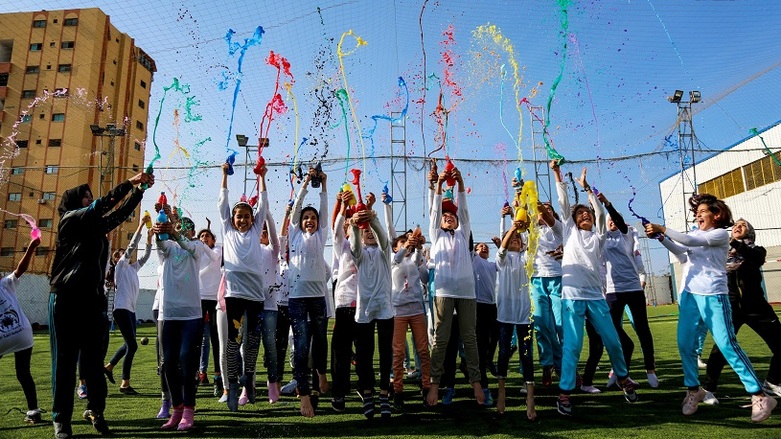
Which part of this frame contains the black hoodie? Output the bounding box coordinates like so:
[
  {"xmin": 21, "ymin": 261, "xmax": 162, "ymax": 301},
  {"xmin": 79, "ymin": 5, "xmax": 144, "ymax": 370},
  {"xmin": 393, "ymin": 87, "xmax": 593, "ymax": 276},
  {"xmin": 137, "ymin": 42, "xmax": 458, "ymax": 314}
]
[{"xmin": 49, "ymin": 181, "xmax": 144, "ymax": 296}]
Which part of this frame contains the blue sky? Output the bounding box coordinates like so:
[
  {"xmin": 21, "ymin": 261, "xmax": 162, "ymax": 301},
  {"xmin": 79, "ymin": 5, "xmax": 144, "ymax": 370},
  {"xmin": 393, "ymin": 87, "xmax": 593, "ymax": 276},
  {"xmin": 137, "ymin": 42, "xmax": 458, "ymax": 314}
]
[{"xmin": 4, "ymin": 0, "xmax": 781, "ymax": 278}]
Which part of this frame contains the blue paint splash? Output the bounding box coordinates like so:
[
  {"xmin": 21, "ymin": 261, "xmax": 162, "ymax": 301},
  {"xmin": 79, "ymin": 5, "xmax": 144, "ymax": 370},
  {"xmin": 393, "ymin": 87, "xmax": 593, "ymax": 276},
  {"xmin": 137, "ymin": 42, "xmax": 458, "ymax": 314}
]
[
  {"xmin": 222, "ymin": 26, "xmax": 264, "ymax": 156},
  {"xmin": 151, "ymin": 78, "xmax": 191, "ymax": 171},
  {"xmin": 362, "ymin": 77, "xmax": 410, "ymax": 183}
]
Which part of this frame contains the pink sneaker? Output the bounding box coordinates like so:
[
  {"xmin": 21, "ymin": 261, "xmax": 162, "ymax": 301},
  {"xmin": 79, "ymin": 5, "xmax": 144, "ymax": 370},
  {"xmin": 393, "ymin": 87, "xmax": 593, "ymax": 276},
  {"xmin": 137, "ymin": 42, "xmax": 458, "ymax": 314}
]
[
  {"xmin": 177, "ymin": 406, "xmax": 194, "ymax": 431},
  {"xmin": 238, "ymin": 388, "xmax": 249, "ymax": 406},
  {"xmin": 268, "ymin": 381, "xmax": 280, "ymax": 404},
  {"xmin": 161, "ymin": 405, "xmax": 183, "ymax": 430}
]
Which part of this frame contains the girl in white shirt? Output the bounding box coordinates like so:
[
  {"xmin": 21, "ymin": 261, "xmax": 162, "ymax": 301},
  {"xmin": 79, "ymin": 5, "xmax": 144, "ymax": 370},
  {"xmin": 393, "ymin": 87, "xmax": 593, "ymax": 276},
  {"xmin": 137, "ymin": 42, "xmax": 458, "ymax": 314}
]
[
  {"xmin": 105, "ymin": 215, "xmax": 153, "ymax": 394},
  {"xmin": 646, "ymin": 194, "xmax": 776, "ymax": 422},
  {"xmin": 550, "ymin": 162, "xmax": 637, "ymax": 416}
]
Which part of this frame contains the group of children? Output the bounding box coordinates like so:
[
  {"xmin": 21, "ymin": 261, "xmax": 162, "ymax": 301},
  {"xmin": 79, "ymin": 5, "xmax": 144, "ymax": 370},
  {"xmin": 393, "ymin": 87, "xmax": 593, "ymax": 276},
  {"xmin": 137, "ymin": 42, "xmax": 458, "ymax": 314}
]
[{"xmin": 2, "ymin": 157, "xmax": 780, "ymax": 438}]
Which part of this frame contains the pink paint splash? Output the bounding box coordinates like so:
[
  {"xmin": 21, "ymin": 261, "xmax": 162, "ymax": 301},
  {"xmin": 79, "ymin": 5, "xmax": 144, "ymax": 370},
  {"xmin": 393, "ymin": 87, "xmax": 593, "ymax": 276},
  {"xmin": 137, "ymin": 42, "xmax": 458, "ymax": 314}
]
[{"xmin": 259, "ymin": 50, "xmax": 294, "ymax": 150}]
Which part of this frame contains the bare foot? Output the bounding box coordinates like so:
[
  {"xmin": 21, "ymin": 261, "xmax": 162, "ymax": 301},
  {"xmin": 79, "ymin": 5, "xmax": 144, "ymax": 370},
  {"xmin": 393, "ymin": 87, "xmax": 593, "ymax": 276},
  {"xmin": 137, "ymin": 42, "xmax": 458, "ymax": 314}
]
[
  {"xmin": 426, "ymin": 384, "xmax": 439, "ymax": 407},
  {"xmin": 318, "ymin": 372, "xmax": 330, "ymax": 394},
  {"xmin": 526, "ymin": 383, "xmax": 536, "ymax": 421},
  {"xmin": 300, "ymin": 395, "xmax": 315, "ymax": 418},
  {"xmin": 472, "ymin": 382, "xmax": 485, "ymax": 405},
  {"xmin": 497, "ymin": 387, "xmax": 506, "ymax": 415}
]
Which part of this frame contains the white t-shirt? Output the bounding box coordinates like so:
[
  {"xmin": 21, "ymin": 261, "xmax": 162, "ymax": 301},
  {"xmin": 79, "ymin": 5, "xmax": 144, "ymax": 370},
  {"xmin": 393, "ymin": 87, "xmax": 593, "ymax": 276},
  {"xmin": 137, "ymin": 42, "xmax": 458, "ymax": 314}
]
[
  {"xmin": 472, "ymin": 254, "xmax": 497, "ymax": 304},
  {"xmin": 288, "ymin": 187, "xmax": 329, "ymax": 299},
  {"xmin": 495, "ymin": 248, "xmax": 532, "ymax": 325},
  {"xmin": 333, "ymin": 214, "xmax": 358, "ymax": 308},
  {"xmin": 157, "ymin": 238, "xmax": 209, "ymax": 321},
  {"xmin": 429, "ymin": 191, "xmax": 476, "ymax": 299},
  {"xmin": 113, "ymin": 228, "xmax": 152, "ymax": 313},
  {"xmin": 0, "ymin": 273, "xmax": 33, "ymax": 357},
  {"xmin": 351, "ymin": 217, "xmax": 394, "ymax": 323},
  {"xmin": 604, "ymin": 228, "xmax": 643, "ymax": 293},
  {"xmin": 198, "ymin": 244, "xmax": 223, "ymax": 301},
  {"xmin": 554, "ymin": 182, "xmax": 607, "ymax": 300},
  {"xmin": 391, "ymin": 247, "xmax": 427, "ymax": 317},
  {"xmin": 219, "ymin": 189, "xmax": 269, "ymax": 302},
  {"xmin": 533, "ymin": 223, "xmax": 563, "ymax": 278}
]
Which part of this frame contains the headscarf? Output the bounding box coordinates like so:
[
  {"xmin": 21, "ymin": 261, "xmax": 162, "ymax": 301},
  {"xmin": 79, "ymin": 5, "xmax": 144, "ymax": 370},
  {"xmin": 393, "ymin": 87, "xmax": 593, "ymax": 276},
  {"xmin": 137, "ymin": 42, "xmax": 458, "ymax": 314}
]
[
  {"xmin": 726, "ymin": 218, "xmax": 755, "ymax": 272},
  {"xmin": 57, "ymin": 184, "xmax": 92, "ymax": 216}
]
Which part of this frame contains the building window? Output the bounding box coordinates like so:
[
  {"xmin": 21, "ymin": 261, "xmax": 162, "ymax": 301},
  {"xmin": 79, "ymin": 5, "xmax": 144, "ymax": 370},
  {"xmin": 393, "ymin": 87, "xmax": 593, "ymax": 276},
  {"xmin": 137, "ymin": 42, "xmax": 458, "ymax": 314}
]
[
  {"xmin": 136, "ymin": 120, "xmax": 144, "ymax": 130},
  {"xmin": 48, "ymin": 139, "xmax": 61, "ymax": 147},
  {"xmin": 64, "ymin": 18, "xmax": 78, "ymax": 26},
  {"xmin": 0, "ymin": 73, "xmax": 7, "ymax": 86},
  {"xmin": 45, "ymin": 165, "xmax": 59, "ymax": 174},
  {"xmin": 32, "ymin": 20, "xmax": 46, "ymax": 28},
  {"xmin": 61, "ymin": 41, "xmax": 75, "ymax": 49},
  {"xmin": 22, "ymin": 90, "xmax": 36, "ymax": 99},
  {"xmin": 138, "ymin": 99, "xmax": 145, "ymax": 109},
  {"xmin": 4, "ymin": 220, "xmax": 18, "ymax": 229},
  {"xmin": 43, "ymin": 192, "xmax": 56, "ymax": 200},
  {"xmin": 699, "ymin": 168, "xmax": 747, "ymax": 200},
  {"xmin": 39, "ymin": 219, "xmax": 53, "ymax": 228},
  {"xmin": 134, "ymin": 141, "xmax": 141, "ymax": 151},
  {"xmin": 11, "ymin": 167, "xmax": 24, "ymax": 175},
  {"xmin": 8, "ymin": 193, "xmax": 21, "ymax": 201},
  {"xmin": 132, "ymin": 164, "xmax": 139, "ymax": 172},
  {"xmin": 50, "ymin": 42, "xmax": 56, "ymax": 48},
  {"xmin": 140, "ymin": 80, "xmax": 147, "ymax": 89},
  {"xmin": 52, "ymin": 113, "xmax": 65, "ymax": 122},
  {"xmin": 30, "ymin": 43, "xmax": 43, "ymax": 51},
  {"xmin": 20, "ymin": 115, "xmax": 32, "ymax": 123},
  {"xmin": 0, "ymin": 248, "xmax": 14, "ymax": 257},
  {"xmin": 26, "ymin": 66, "xmax": 40, "ymax": 74},
  {"xmin": 58, "ymin": 64, "xmax": 72, "ymax": 73},
  {"xmin": 35, "ymin": 247, "xmax": 49, "ymax": 256},
  {"xmin": 15, "ymin": 140, "xmax": 28, "ymax": 149}
]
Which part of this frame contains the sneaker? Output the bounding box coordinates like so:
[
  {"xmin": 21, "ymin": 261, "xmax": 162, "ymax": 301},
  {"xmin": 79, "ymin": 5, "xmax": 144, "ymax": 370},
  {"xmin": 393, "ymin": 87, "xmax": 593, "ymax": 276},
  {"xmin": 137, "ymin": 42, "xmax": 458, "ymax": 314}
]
[
  {"xmin": 218, "ymin": 393, "xmax": 228, "ymax": 403},
  {"xmin": 77, "ymin": 384, "xmax": 88, "ymax": 400},
  {"xmin": 238, "ymin": 388, "xmax": 249, "ymax": 406},
  {"xmin": 751, "ymin": 393, "xmax": 777, "ymax": 423},
  {"xmin": 697, "ymin": 356, "xmax": 708, "ymax": 369},
  {"xmin": 104, "ymin": 367, "xmax": 115, "ymax": 384},
  {"xmin": 83, "ymin": 410, "xmax": 110, "ymax": 435},
  {"xmin": 557, "ymin": 394, "xmax": 573, "ymax": 416},
  {"xmin": 24, "ymin": 408, "xmax": 41, "ymax": 424},
  {"xmin": 442, "ymin": 387, "xmax": 456, "ymax": 405},
  {"xmin": 703, "ymin": 390, "xmax": 719, "ymax": 405},
  {"xmin": 119, "ymin": 385, "xmax": 139, "ymax": 395},
  {"xmin": 214, "ymin": 376, "xmax": 224, "ymax": 397},
  {"xmin": 227, "ymin": 382, "xmax": 241, "ymax": 412},
  {"xmin": 53, "ymin": 421, "xmax": 72, "ymax": 439},
  {"xmin": 199, "ymin": 372, "xmax": 210, "ymax": 386},
  {"xmin": 482, "ymin": 388, "xmax": 494, "ymax": 407},
  {"xmin": 280, "ymin": 379, "xmax": 298, "ymax": 395},
  {"xmin": 647, "ymin": 372, "xmax": 659, "ymax": 388},
  {"xmin": 393, "ymin": 392, "xmax": 404, "ymax": 410},
  {"xmin": 542, "ymin": 366, "xmax": 553, "ymax": 387},
  {"xmin": 268, "ymin": 381, "xmax": 280, "ymax": 404},
  {"xmin": 606, "ymin": 370, "xmax": 618, "ymax": 389},
  {"xmin": 362, "ymin": 393, "xmax": 375, "ymax": 419},
  {"xmin": 520, "ymin": 386, "xmax": 528, "ymax": 395},
  {"xmin": 622, "ymin": 380, "xmax": 639, "ymax": 403},
  {"xmin": 379, "ymin": 394, "xmax": 392, "ymax": 418},
  {"xmin": 682, "ymin": 388, "xmax": 705, "ymax": 415},
  {"xmin": 580, "ymin": 385, "xmax": 601, "ymax": 394},
  {"xmin": 240, "ymin": 373, "xmax": 255, "ymax": 404},
  {"xmin": 331, "ymin": 396, "xmax": 346, "ymax": 412},
  {"xmin": 177, "ymin": 406, "xmax": 194, "ymax": 431},
  {"xmin": 156, "ymin": 399, "xmax": 171, "ymax": 419},
  {"xmin": 764, "ymin": 380, "xmax": 781, "ymax": 397}
]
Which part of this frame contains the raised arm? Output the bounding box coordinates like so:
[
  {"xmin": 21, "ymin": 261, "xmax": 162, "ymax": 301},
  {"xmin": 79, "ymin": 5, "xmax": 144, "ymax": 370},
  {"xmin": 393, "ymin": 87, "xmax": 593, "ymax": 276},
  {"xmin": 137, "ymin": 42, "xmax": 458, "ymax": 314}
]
[
  {"xmin": 599, "ymin": 192, "xmax": 628, "ymax": 234},
  {"xmin": 14, "ymin": 238, "xmax": 40, "ymax": 278},
  {"xmin": 266, "ymin": 208, "xmax": 280, "ymax": 260},
  {"xmin": 254, "ymin": 164, "xmax": 269, "ymax": 225},
  {"xmin": 137, "ymin": 229, "xmax": 154, "ymax": 268},
  {"xmin": 218, "ymin": 163, "xmax": 232, "ymax": 229},
  {"xmin": 552, "ymin": 161, "xmax": 572, "ymax": 228},
  {"xmin": 383, "ymin": 199, "xmax": 397, "ymax": 240}
]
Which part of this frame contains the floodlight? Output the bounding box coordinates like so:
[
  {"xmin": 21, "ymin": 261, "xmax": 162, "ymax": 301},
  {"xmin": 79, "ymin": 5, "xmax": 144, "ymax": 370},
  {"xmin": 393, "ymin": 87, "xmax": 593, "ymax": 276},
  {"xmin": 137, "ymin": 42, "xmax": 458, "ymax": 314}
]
[
  {"xmin": 689, "ymin": 91, "xmax": 701, "ymax": 103},
  {"xmin": 236, "ymin": 134, "xmax": 248, "ymax": 146},
  {"xmin": 668, "ymin": 90, "xmax": 684, "ymax": 103},
  {"xmin": 90, "ymin": 124, "xmax": 104, "ymax": 135}
]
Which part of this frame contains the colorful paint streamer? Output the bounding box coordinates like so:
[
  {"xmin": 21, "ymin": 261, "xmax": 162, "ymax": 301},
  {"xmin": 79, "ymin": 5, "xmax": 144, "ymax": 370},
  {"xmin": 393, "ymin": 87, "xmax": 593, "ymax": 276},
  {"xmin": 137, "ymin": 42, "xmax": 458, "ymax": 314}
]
[
  {"xmin": 363, "ymin": 77, "xmax": 410, "ymax": 182},
  {"xmin": 750, "ymin": 128, "xmax": 781, "ymax": 166},
  {"xmin": 542, "ymin": 1, "xmax": 570, "ymax": 164},
  {"xmin": 336, "ymin": 30, "xmax": 368, "ymax": 178}
]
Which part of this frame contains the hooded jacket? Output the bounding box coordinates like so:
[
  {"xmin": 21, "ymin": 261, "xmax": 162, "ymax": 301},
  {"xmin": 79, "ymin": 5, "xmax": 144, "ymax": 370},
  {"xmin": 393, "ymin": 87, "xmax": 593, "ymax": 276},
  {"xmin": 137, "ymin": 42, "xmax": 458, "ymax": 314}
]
[
  {"xmin": 49, "ymin": 181, "xmax": 144, "ymax": 296},
  {"xmin": 726, "ymin": 220, "xmax": 772, "ymax": 315}
]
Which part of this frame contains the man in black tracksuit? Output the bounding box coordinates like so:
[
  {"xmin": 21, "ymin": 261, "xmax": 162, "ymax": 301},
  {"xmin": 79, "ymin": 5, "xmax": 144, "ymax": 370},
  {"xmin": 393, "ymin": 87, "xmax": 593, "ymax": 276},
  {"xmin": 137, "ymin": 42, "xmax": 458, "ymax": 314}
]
[{"xmin": 49, "ymin": 173, "xmax": 153, "ymax": 439}]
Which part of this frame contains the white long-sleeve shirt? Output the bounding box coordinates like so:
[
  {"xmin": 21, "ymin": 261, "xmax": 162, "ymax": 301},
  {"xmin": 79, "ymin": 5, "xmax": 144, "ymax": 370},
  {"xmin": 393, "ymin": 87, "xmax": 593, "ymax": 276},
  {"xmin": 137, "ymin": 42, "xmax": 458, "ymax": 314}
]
[
  {"xmin": 429, "ymin": 190, "xmax": 475, "ymax": 299},
  {"xmin": 533, "ymin": 223, "xmax": 563, "ymax": 278},
  {"xmin": 333, "ymin": 213, "xmax": 358, "ymax": 308},
  {"xmin": 288, "ymin": 186, "xmax": 329, "ymax": 299},
  {"xmin": 553, "ymin": 181, "xmax": 607, "ymax": 300},
  {"xmin": 113, "ymin": 226, "xmax": 152, "ymax": 312},
  {"xmin": 198, "ymin": 244, "xmax": 222, "ymax": 301},
  {"xmin": 661, "ymin": 227, "xmax": 730, "ymax": 296},
  {"xmin": 219, "ymin": 189, "xmax": 269, "ymax": 302},
  {"xmin": 604, "ymin": 226, "xmax": 644, "ymax": 293},
  {"xmin": 157, "ymin": 237, "xmax": 209, "ymax": 320},
  {"xmin": 472, "ymin": 254, "xmax": 497, "ymax": 305},
  {"xmin": 495, "ymin": 247, "xmax": 531, "ymax": 324},
  {"xmin": 350, "ymin": 215, "xmax": 393, "ymax": 323},
  {"xmin": 260, "ymin": 210, "xmax": 280, "ymax": 311}
]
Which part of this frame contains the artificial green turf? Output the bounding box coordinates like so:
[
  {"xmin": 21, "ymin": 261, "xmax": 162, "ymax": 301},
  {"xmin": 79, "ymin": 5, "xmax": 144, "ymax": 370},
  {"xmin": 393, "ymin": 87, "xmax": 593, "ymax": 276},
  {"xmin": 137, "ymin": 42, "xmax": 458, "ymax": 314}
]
[{"xmin": 1, "ymin": 305, "xmax": 778, "ymax": 438}]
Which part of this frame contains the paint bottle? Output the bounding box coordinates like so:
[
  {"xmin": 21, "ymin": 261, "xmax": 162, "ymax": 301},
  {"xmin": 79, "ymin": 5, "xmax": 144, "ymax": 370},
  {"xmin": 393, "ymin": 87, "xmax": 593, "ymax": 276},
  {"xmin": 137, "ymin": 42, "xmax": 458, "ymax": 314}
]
[
  {"xmin": 143, "ymin": 210, "xmax": 153, "ymax": 229},
  {"xmin": 156, "ymin": 192, "xmax": 169, "ymax": 240}
]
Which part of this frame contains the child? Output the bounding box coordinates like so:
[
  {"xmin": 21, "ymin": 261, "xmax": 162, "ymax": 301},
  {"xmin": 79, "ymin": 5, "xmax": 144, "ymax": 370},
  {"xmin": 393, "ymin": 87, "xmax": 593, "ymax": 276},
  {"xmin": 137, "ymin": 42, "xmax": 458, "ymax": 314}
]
[
  {"xmin": 154, "ymin": 216, "xmax": 214, "ymax": 431},
  {"xmin": 258, "ymin": 211, "xmax": 281, "ymax": 403},
  {"xmin": 473, "ymin": 238, "xmax": 498, "ymax": 406},
  {"xmin": 550, "ymin": 161, "xmax": 637, "ymax": 416},
  {"xmin": 104, "ymin": 214, "xmax": 153, "ymax": 395},
  {"xmin": 0, "ymin": 236, "xmax": 41, "ymax": 424},
  {"xmin": 218, "ymin": 162, "xmax": 269, "ymax": 410},
  {"xmin": 495, "ymin": 218, "xmax": 536, "ymax": 419},
  {"xmin": 197, "ymin": 226, "xmax": 223, "ymax": 399},
  {"xmin": 646, "ymin": 196, "xmax": 777, "ymax": 422},
  {"xmin": 426, "ymin": 164, "xmax": 485, "ymax": 407},
  {"xmin": 288, "ymin": 167, "xmax": 329, "ymax": 417}
]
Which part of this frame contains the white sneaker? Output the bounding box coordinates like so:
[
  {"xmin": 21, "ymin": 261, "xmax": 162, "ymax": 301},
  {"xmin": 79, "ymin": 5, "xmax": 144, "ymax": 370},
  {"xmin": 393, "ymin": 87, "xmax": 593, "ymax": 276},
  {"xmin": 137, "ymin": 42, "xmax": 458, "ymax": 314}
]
[
  {"xmin": 703, "ymin": 390, "xmax": 719, "ymax": 405},
  {"xmin": 280, "ymin": 379, "xmax": 298, "ymax": 395},
  {"xmin": 697, "ymin": 356, "xmax": 707, "ymax": 369},
  {"xmin": 763, "ymin": 380, "xmax": 781, "ymax": 397},
  {"xmin": 606, "ymin": 370, "xmax": 618, "ymax": 388},
  {"xmin": 218, "ymin": 393, "xmax": 228, "ymax": 403},
  {"xmin": 580, "ymin": 385, "xmax": 601, "ymax": 394},
  {"xmin": 647, "ymin": 372, "xmax": 659, "ymax": 388},
  {"xmin": 682, "ymin": 388, "xmax": 705, "ymax": 415},
  {"xmin": 751, "ymin": 393, "xmax": 777, "ymax": 423}
]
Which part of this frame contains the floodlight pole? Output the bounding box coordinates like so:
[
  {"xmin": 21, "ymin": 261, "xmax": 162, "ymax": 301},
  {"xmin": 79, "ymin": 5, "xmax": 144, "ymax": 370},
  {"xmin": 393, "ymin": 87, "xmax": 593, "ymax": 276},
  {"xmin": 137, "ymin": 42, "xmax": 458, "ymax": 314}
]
[
  {"xmin": 91, "ymin": 123, "xmax": 126, "ymax": 197},
  {"xmin": 669, "ymin": 91, "xmax": 700, "ymax": 230}
]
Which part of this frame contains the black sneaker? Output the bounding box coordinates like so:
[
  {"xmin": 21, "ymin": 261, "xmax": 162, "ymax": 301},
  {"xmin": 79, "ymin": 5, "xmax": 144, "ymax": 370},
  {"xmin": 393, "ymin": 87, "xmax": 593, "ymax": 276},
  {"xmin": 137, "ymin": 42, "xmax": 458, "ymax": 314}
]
[
  {"xmin": 557, "ymin": 395, "xmax": 573, "ymax": 416},
  {"xmin": 362, "ymin": 393, "xmax": 375, "ymax": 419},
  {"xmin": 331, "ymin": 397, "xmax": 346, "ymax": 412},
  {"xmin": 83, "ymin": 410, "xmax": 110, "ymax": 435},
  {"xmin": 214, "ymin": 376, "xmax": 224, "ymax": 397},
  {"xmin": 393, "ymin": 392, "xmax": 404, "ymax": 410},
  {"xmin": 311, "ymin": 390, "xmax": 320, "ymax": 411},
  {"xmin": 54, "ymin": 421, "xmax": 72, "ymax": 439},
  {"xmin": 379, "ymin": 394, "xmax": 391, "ymax": 418},
  {"xmin": 24, "ymin": 409, "xmax": 41, "ymax": 424},
  {"xmin": 622, "ymin": 380, "xmax": 639, "ymax": 403},
  {"xmin": 104, "ymin": 368, "xmax": 115, "ymax": 385}
]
